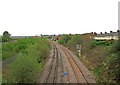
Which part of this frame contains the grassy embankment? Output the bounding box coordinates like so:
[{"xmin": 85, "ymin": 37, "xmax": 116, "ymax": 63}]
[
  {"xmin": 0, "ymin": 36, "xmax": 2, "ymax": 60},
  {"xmin": 58, "ymin": 33, "xmax": 120, "ymax": 83},
  {"xmin": 0, "ymin": 36, "xmax": 2, "ymax": 84},
  {"xmin": 2, "ymin": 37, "xmax": 51, "ymax": 83},
  {"xmin": 80, "ymin": 33, "xmax": 120, "ymax": 83}
]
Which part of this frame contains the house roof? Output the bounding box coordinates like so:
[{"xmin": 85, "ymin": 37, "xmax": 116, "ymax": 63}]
[{"xmin": 95, "ymin": 32, "xmax": 119, "ymax": 37}]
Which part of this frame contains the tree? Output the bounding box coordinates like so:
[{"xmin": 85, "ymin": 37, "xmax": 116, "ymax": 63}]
[
  {"xmin": 68, "ymin": 35, "xmax": 82, "ymax": 49},
  {"xmin": 2, "ymin": 31, "xmax": 11, "ymax": 42},
  {"xmin": 63, "ymin": 34, "xmax": 71, "ymax": 44},
  {"xmin": 94, "ymin": 32, "xmax": 97, "ymax": 35}
]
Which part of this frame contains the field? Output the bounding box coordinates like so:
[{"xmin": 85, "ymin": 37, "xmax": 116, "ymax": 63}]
[{"xmin": 2, "ymin": 37, "xmax": 51, "ymax": 83}]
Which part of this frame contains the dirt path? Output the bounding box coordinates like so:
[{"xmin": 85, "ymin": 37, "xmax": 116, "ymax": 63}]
[{"xmin": 37, "ymin": 41, "xmax": 96, "ymax": 84}]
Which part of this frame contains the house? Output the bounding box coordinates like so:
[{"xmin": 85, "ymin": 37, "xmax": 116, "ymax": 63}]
[{"xmin": 94, "ymin": 31, "xmax": 119, "ymax": 40}]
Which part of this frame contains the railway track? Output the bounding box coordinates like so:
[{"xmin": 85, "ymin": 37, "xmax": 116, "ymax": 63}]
[
  {"xmin": 60, "ymin": 45, "xmax": 88, "ymax": 83},
  {"xmin": 37, "ymin": 41, "xmax": 96, "ymax": 84},
  {"xmin": 63, "ymin": 46, "xmax": 97, "ymax": 83},
  {"xmin": 37, "ymin": 44, "xmax": 58, "ymax": 83}
]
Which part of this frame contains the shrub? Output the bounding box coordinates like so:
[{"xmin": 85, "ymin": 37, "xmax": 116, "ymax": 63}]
[
  {"xmin": 2, "ymin": 38, "xmax": 37, "ymax": 60},
  {"xmin": 3, "ymin": 38, "xmax": 51, "ymax": 83},
  {"xmin": 98, "ymin": 39, "xmax": 120, "ymax": 83},
  {"xmin": 58, "ymin": 40, "xmax": 64, "ymax": 44},
  {"xmin": 90, "ymin": 40, "xmax": 112, "ymax": 49},
  {"xmin": 7, "ymin": 54, "xmax": 40, "ymax": 83}
]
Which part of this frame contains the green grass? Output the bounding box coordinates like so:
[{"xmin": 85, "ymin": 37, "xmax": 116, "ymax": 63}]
[{"xmin": 2, "ymin": 37, "xmax": 51, "ymax": 83}]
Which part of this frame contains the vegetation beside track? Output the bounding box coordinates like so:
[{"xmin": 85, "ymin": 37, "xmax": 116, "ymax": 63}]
[
  {"xmin": 2, "ymin": 38, "xmax": 51, "ymax": 83},
  {"xmin": 0, "ymin": 44, "xmax": 1, "ymax": 60},
  {"xmin": 2, "ymin": 38, "xmax": 30, "ymax": 60},
  {"xmin": 57, "ymin": 33, "xmax": 120, "ymax": 83},
  {"xmin": 2, "ymin": 38, "xmax": 50, "ymax": 60},
  {"xmin": 58, "ymin": 34, "xmax": 82, "ymax": 55}
]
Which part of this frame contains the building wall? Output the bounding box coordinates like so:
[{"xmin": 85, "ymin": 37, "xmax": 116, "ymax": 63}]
[{"xmin": 94, "ymin": 36, "xmax": 119, "ymax": 40}]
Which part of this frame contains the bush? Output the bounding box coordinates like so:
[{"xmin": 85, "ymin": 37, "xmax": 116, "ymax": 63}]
[
  {"xmin": 58, "ymin": 40, "xmax": 64, "ymax": 44},
  {"xmin": 90, "ymin": 40, "xmax": 112, "ymax": 49},
  {"xmin": 68, "ymin": 35, "xmax": 82, "ymax": 45},
  {"xmin": 37, "ymin": 39, "xmax": 51, "ymax": 63},
  {"xmin": 58, "ymin": 34, "xmax": 71, "ymax": 45},
  {"xmin": 7, "ymin": 55, "xmax": 40, "ymax": 83},
  {"xmin": 97, "ymin": 39, "xmax": 120, "ymax": 83},
  {"xmin": 2, "ymin": 31, "xmax": 11, "ymax": 42},
  {"xmin": 3, "ymin": 38, "xmax": 51, "ymax": 83},
  {"xmin": 2, "ymin": 38, "xmax": 38, "ymax": 60}
]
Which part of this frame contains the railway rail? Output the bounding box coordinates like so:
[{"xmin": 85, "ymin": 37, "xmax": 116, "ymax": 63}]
[
  {"xmin": 37, "ymin": 41, "xmax": 96, "ymax": 84},
  {"xmin": 37, "ymin": 44, "xmax": 58, "ymax": 83}
]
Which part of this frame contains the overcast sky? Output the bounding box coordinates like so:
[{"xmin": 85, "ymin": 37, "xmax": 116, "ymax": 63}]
[{"xmin": 0, "ymin": 0, "xmax": 119, "ymax": 36}]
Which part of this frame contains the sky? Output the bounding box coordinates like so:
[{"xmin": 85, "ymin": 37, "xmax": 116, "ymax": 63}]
[{"xmin": 0, "ymin": 0, "xmax": 119, "ymax": 36}]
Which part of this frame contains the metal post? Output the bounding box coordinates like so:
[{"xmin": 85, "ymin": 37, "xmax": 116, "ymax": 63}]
[{"xmin": 76, "ymin": 44, "xmax": 81, "ymax": 57}]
